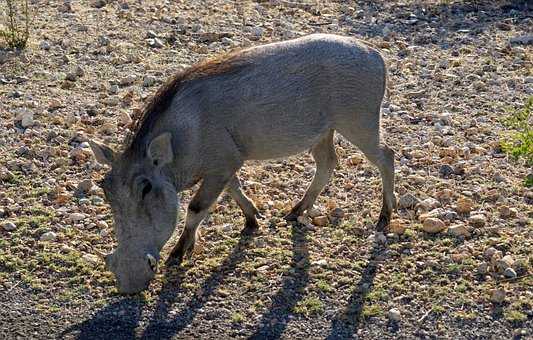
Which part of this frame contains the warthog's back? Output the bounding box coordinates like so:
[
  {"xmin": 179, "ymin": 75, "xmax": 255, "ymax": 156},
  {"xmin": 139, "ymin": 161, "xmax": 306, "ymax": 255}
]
[{"xmin": 167, "ymin": 34, "xmax": 387, "ymax": 161}]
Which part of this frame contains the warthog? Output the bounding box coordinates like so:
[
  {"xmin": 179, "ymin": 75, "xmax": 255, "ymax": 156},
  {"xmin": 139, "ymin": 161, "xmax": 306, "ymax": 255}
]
[{"xmin": 89, "ymin": 34, "xmax": 396, "ymax": 294}]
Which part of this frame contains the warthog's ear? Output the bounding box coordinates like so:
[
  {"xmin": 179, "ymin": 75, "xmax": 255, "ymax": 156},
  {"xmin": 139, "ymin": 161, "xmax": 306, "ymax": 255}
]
[
  {"xmin": 147, "ymin": 132, "xmax": 173, "ymax": 167},
  {"xmin": 89, "ymin": 140, "xmax": 115, "ymax": 166}
]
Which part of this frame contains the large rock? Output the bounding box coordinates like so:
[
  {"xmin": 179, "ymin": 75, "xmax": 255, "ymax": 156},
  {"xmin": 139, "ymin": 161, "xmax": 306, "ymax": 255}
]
[
  {"xmin": 468, "ymin": 214, "xmax": 487, "ymax": 227},
  {"xmin": 3, "ymin": 222, "xmax": 17, "ymax": 231},
  {"xmin": 40, "ymin": 231, "xmax": 57, "ymax": 241},
  {"xmin": 448, "ymin": 224, "xmax": 470, "ymax": 237},
  {"xmin": 422, "ymin": 218, "xmax": 446, "ymax": 233},
  {"xmin": 312, "ymin": 216, "xmax": 328, "ymax": 227}
]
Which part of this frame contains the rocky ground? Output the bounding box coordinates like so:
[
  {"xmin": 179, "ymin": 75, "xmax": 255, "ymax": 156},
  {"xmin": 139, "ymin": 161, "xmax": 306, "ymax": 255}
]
[{"xmin": 1, "ymin": 0, "xmax": 532, "ymax": 339}]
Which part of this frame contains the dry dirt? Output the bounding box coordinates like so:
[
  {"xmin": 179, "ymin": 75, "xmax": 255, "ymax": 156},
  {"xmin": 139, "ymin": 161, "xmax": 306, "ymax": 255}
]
[{"xmin": 0, "ymin": 0, "xmax": 532, "ymax": 339}]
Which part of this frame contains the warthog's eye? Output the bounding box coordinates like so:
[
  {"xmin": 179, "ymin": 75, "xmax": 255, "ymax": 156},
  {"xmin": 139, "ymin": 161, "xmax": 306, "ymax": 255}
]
[{"xmin": 141, "ymin": 179, "xmax": 152, "ymax": 200}]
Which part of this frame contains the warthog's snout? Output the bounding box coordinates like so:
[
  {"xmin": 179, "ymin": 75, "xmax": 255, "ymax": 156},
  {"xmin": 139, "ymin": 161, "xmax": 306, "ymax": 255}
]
[{"xmin": 105, "ymin": 251, "xmax": 159, "ymax": 294}]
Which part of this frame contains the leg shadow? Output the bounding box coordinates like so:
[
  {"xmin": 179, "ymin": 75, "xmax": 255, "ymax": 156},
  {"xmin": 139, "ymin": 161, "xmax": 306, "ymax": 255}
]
[
  {"xmin": 248, "ymin": 222, "xmax": 310, "ymax": 340},
  {"xmin": 60, "ymin": 298, "xmax": 143, "ymax": 340},
  {"xmin": 327, "ymin": 241, "xmax": 386, "ymax": 339},
  {"xmin": 140, "ymin": 230, "xmax": 257, "ymax": 339}
]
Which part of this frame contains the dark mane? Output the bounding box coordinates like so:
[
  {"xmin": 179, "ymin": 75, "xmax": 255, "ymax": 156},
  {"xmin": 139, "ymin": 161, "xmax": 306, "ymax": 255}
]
[{"xmin": 123, "ymin": 49, "xmax": 249, "ymax": 154}]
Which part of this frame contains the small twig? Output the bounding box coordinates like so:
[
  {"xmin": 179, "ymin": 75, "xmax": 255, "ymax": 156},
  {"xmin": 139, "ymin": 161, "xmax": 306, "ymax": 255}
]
[{"xmin": 418, "ymin": 308, "xmax": 431, "ymax": 323}]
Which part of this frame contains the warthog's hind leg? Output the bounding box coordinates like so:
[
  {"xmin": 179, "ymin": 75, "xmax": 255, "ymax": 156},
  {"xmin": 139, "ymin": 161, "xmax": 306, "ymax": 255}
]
[
  {"xmin": 337, "ymin": 119, "xmax": 396, "ymax": 231},
  {"xmin": 227, "ymin": 175, "xmax": 263, "ymax": 234},
  {"xmin": 285, "ymin": 130, "xmax": 337, "ymax": 221}
]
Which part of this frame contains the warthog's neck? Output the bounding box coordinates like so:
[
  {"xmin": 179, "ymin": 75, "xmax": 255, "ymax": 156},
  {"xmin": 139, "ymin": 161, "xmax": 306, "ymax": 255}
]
[{"xmin": 149, "ymin": 105, "xmax": 203, "ymax": 192}]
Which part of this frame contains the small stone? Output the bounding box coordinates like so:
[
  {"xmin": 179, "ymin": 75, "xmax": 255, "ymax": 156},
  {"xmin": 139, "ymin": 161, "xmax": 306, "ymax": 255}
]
[
  {"xmin": 388, "ymin": 308, "xmax": 401, "ymax": 322},
  {"xmin": 504, "ymin": 267, "xmax": 517, "ymax": 279},
  {"xmin": 312, "ymin": 215, "xmax": 329, "ymax": 227},
  {"xmin": 443, "ymin": 210, "xmax": 458, "ymax": 221},
  {"xmin": 398, "ymin": 193, "xmax": 419, "ymax": 209},
  {"xmin": 69, "ymin": 213, "xmax": 86, "ymax": 222},
  {"xmin": 96, "ymin": 220, "xmax": 108, "ymax": 229},
  {"xmin": 148, "ymin": 38, "xmax": 165, "ymax": 48},
  {"xmin": 347, "ymin": 154, "xmax": 363, "ymax": 166},
  {"xmin": 103, "ymin": 97, "xmax": 119, "ymax": 107},
  {"xmin": 329, "ymin": 207, "xmax": 345, "ymax": 219},
  {"xmin": 3, "ymin": 222, "xmax": 16, "ymax": 231},
  {"xmin": 389, "ymin": 219, "xmax": 406, "ymax": 235},
  {"xmin": 456, "ymin": 197, "xmax": 474, "ymax": 214},
  {"xmin": 49, "ymin": 98, "xmax": 62, "ymax": 110},
  {"xmin": 99, "ymin": 229, "xmax": 109, "ymax": 237},
  {"xmin": 484, "ymin": 247, "xmax": 498, "ymax": 260},
  {"xmin": 82, "ymin": 253, "xmax": 100, "ymax": 265},
  {"xmin": 61, "ymin": 245, "xmax": 74, "ymax": 253},
  {"xmin": 448, "ymin": 224, "xmax": 470, "ymax": 237},
  {"xmin": 497, "ymin": 255, "xmax": 514, "ymax": 272},
  {"xmin": 490, "ymin": 289, "xmax": 505, "ymax": 304},
  {"xmin": 439, "ymin": 164, "xmax": 454, "ymax": 177},
  {"xmin": 375, "ymin": 232, "xmax": 387, "ymax": 244},
  {"xmin": 499, "ymin": 206, "xmax": 517, "ymax": 219},
  {"xmin": 91, "ymin": 197, "xmax": 104, "ymax": 206},
  {"xmin": 76, "ymin": 179, "xmax": 94, "ymax": 194},
  {"xmin": 74, "ymin": 65, "xmax": 85, "ymax": 77},
  {"xmin": 419, "ymin": 198, "xmax": 440, "ymax": 211},
  {"xmin": 146, "ymin": 30, "xmax": 158, "ymax": 39},
  {"xmin": 119, "ymin": 111, "xmax": 133, "ymax": 126},
  {"xmin": 108, "ymin": 84, "xmax": 119, "ymax": 94},
  {"xmin": 477, "ymin": 262, "xmax": 489, "ymax": 275},
  {"xmin": 65, "ymin": 71, "xmax": 77, "ymax": 81},
  {"xmin": 91, "ymin": 0, "xmax": 107, "ymax": 8},
  {"xmin": 120, "ymin": 75, "xmax": 136, "ymax": 86},
  {"xmin": 40, "ymin": 231, "xmax": 57, "ymax": 241},
  {"xmin": 422, "ymin": 218, "xmax": 446, "ymax": 233},
  {"xmin": 16, "ymin": 110, "xmax": 34, "ymax": 128},
  {"xmin": 510, "ymin": 35, "xmax": 533, "ymax": 45},
  {"xmin": 98, "ymin": 35, "xmax": 110, "ymax": 46},
  {"xmin": 250, "ymin": 27, "xmax": 264, "ymax": 40},
  {"xmin": 490, "ymin": 250, "xmax": 503, "ymax": 266},
  {"xmin": 312, "ymin": 259, "xmax": 328, "ymax": 268},
  {"xmin": 40, "ymin": 40, "xmax": 51, "ymax": 50},
  {"xmin": 143, "ymin": 75, "xmax": 157, "ymax": 87},
  {"xmin": 307, "ymin": 208, "xmax": 321, "ymax": 218},
  {"xmin": 468, "ymin": 214, "xmax": 486, "ymax": 227}
]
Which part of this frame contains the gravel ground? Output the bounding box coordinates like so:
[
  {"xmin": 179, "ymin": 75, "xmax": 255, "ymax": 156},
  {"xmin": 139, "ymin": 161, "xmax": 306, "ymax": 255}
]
[{"xmin": 1, "ymin": 1, "xmax": 532, "ymax": 339}]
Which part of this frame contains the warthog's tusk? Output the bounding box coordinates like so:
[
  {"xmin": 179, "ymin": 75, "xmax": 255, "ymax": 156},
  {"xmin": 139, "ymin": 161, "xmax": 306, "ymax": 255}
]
[{"xmin": 146, "ymin": 253, "xmax": 157, "ymax": 271}]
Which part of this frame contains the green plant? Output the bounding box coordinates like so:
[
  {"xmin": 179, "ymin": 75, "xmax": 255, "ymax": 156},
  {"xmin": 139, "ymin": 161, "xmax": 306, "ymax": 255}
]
[
  {"xmin": 504, "ymin": 309, "xmax": 527, "ymax": 323},
  {"xmin": 500, "ymin": 97, "xmax": 533, "ymax": 186},
  {"xmin": 230, "ymin": 312, "xmax": 244, "ymax": 323},
  {"xmin": 0, "ymin": 0, "xmax": 30, "ymax": 49},
  {"xmin": 293, "ymin": 297, "xmax": 324, "ymax": 316}
]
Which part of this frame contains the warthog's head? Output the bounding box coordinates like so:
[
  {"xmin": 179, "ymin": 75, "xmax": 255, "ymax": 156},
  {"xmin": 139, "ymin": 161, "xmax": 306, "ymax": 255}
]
[{"xmin": 89, "ymin": 133, "xmax": 178, "ymax": 294}]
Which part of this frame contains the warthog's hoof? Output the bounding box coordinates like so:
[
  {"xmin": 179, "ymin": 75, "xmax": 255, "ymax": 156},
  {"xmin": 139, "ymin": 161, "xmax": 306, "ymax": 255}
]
[
  {"xmin": 242, "ymin": 218, "xmax": 260, "ymax": 235},
  {"xmin": 166, "ymin": 240, "xmax": 195, "ymax": 266},
  {"xmin": 284, "ymin": 212, "xmax": 299, "ymax": 221},
  {"xmin": 376, "ymin": 213, "xmax": 391, "ymax": 232}
]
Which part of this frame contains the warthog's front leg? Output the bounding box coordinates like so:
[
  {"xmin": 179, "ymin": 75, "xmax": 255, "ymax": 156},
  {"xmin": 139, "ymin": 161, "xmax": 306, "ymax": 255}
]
[{"xmin": 168, "ymin": 175, "xmax": 231, "ymax": 264}]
